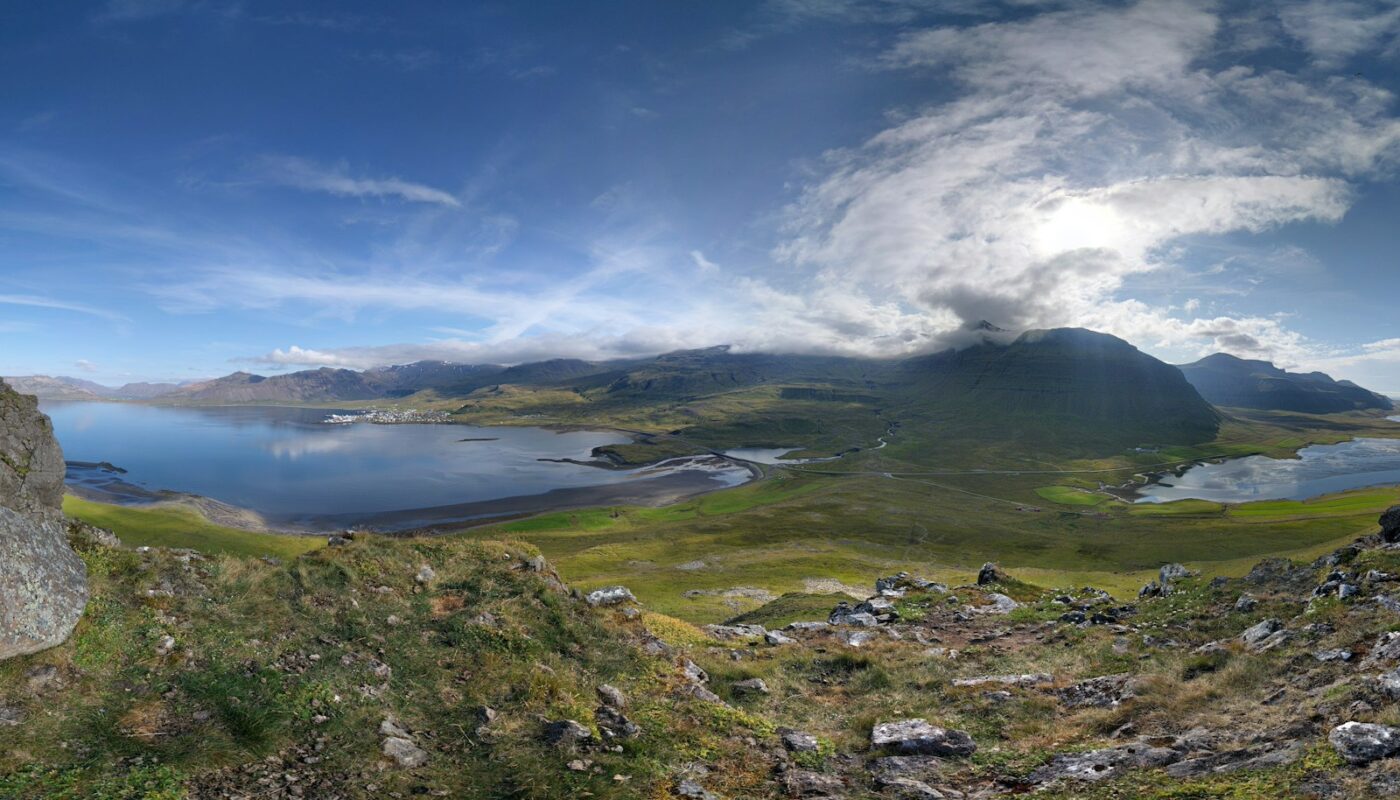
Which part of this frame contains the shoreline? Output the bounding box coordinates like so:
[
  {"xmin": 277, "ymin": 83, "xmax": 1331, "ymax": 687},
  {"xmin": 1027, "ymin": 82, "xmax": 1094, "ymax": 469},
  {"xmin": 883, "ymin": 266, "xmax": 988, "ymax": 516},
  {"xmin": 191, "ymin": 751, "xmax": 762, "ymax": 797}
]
[{"xmin": 64, "ymin": 453, "xmax": 762, "ymax": 536}]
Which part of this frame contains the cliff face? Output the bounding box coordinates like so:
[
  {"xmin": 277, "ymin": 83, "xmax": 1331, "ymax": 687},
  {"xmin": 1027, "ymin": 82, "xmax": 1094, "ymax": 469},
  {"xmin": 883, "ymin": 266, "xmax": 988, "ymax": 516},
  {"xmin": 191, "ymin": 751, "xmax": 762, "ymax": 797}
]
[{"xmin": 0, "ymin": 378, "xmax": 87, "ymax": 661}]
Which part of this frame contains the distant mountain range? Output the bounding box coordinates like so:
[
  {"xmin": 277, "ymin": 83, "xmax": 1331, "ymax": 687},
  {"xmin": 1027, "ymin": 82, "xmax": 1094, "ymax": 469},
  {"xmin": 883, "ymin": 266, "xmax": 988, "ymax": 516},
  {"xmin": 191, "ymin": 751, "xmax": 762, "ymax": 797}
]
[
  {"xmin": 1177, "ymin": 353, "xmax": 1394, "ymax": 414},
  {"xmin": 7, "ymin": 330, "xmax": 1392, "ymax": 455},
  {"xmin": 1, "ymin": 375, "xmax": 183, "ymax": 401}
]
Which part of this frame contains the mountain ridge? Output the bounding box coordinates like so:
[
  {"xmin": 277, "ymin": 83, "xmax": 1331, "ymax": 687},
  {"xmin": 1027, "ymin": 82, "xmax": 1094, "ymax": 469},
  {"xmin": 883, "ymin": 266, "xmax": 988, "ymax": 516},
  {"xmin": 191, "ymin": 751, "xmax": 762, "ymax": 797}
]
[{"xmin": 1178, "ymin": 353, "xmax": 1394, "ymax": 414}]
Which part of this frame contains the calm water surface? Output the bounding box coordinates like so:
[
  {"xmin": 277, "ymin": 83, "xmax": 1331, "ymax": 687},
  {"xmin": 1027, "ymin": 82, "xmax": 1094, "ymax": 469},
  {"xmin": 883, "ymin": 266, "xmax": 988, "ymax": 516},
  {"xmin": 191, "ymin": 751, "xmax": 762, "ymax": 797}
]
[
  {"xmin": 1136, "ymin": 437, "xmax": 1400, "ymax": 504},
  {"xmin": 44, "ymin": 402, "xmax": 750, "ymax": 522}
]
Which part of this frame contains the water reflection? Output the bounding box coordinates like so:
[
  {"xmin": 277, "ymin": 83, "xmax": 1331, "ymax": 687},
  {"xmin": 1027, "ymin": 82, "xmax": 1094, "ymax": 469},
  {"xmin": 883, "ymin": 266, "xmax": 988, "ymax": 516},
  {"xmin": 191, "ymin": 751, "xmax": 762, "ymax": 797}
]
[{"xmin": 1137, "ymin": 437, "xmax": 1400, "ymax": 504}]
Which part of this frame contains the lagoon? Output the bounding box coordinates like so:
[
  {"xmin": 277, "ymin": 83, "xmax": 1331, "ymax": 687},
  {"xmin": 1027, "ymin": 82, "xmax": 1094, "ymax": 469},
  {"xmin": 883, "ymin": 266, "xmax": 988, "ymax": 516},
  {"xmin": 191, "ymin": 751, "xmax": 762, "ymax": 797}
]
[
  {"xmin": 44, "ymin": 402, "xmax": 752, "ymax": 529},
  {"xmin": 1136, "ymin": 437, "xmax": 1400, "ymax": 504}
]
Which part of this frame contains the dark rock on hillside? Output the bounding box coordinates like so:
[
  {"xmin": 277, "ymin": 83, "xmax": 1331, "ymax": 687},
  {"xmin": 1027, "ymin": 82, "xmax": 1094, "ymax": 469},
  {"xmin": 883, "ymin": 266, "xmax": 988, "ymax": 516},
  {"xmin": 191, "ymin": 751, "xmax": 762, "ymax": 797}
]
[
  {"xmin": 0, "ymin": 379, "xmax": 88, "ymax": 661},
  {"xmin": 1381, "ymin": 505, "xmax": 1400, "ymax": 544},
  {"xmin": 1178, "ymin": 353, "xmax": 1393, "ymax": 413}
]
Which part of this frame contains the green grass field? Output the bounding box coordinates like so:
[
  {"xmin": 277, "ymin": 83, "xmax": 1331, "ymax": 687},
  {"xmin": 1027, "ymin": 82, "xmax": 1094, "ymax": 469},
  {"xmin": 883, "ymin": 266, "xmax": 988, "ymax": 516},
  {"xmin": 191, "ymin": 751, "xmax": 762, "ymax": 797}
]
[{"xmin": 63, "ymin": 496, "xmax": 322, "ymax": 560}]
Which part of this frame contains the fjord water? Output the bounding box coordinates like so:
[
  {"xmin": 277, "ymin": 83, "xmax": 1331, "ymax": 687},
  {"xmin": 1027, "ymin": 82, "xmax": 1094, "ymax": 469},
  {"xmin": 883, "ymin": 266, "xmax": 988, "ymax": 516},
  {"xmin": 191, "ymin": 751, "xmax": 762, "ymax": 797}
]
[
  {"xmin": 1136, "ymin": 437, "xmax": 1400, "ymax": 504},
  {"xmin": 44, "ymin": 402, "xmax": 750, "ymax": 526}
]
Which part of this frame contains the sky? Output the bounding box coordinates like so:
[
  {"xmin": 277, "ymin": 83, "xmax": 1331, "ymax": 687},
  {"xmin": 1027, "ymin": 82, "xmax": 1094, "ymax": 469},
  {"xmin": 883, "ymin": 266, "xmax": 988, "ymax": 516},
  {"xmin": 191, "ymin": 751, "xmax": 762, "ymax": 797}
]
[{"xmin": 3, "ymin": 1, "xmax": 1400, "ymax": 392}]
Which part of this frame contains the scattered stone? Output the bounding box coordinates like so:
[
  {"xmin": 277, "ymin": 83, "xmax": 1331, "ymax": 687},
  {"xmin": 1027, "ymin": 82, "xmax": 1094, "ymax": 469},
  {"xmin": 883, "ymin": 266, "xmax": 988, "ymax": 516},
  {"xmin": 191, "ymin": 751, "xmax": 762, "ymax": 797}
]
[
  {"xmin": 1377, "ymin": 667, "xmax": 1400, "ymax": 699},
  {"xmin": 597, "ymin": 684, "xmax": 626, "ymax": 709},
  {"xmin": 585, "ymin": 586, "xmax": 637, "ymax": 607},
  {"xmin": 976, "ymin": 562, "xmax": 1004, "ymax": 585},
  {"xmin": 155, "ymin": 635, "xmax": 177, "ymax": 656},
  {"xmin": 783, "ymin": 621, "xmax": 830, "ymax": 633},
  {"xmin": 1240, "ymin": 619, "xmax": 1283, "ymax": 648},
  {"xmin": 542, "ymin": 719, "xmax": 593, "ymax": 747},
  {"xmin": 382, "ymin": 736, "xmax": 429, "ymax": 768},
  {"xmin": 951, "ymin": 673, "xmax": 1052, "ymax": 688},
  {"xmin": 567, "ymin": 759, "xmax": 590, "ymax": 772},
  {"xmin": 877, "ymin": 776, "xmax": 950, "ymax": 799},
  {"xmin": 1330, "ymin": 721, "xmax": 1400, "ymax": 765},
  {"xmin": 765, "ymin": 630, "xmax": 797, "ymax": 646},
  {"xmin": 1233, "ymin": 594, "xmax": 1257, "ymax": 613},
  {"xmin": 596, "ymin": 705, "xmax": 641, "ymax": 741},
  {"xmin": 675, "ymin": 779, "xmax": 719, "ymax": 800},
  {"xmin": 732, "ymin": 678, "xmax": 769, "ymax": 696},
  {"xmin": 1029, "ymin": 742, "xmax": 1178, "ymax": 784},
  {"xmin": 871, "ymin": 720, "xmax": 976, "ymax": 757},
  {"xmin": 1058, "ymin": 673, "xmax": 1137, "ymax": 709},
  {"xmin": 1159, "ymin": 563, "xmax": 1195, "ymax": 585},
  {"xmin": 0, "ymin": 706, "xmax": 22, "ymax": 727},
  {"xmin": 1363, "ymin": 631, "xmax": 1400, "ymax": 666},
  {"xmin": 1339, "ymin": 583, "xmax": 1361, "ymax": 600},
  {"xmin": 780, "ymin": 728, "xmax": 820, "ymax": 753},
  {"xmin": 703, "ymin": 623, "xmax": 766, "ymax": 641},
  {"xmin": 1314, "ymin": 649, "xmax": 1353, "ymax": 663},
  {"xmin": 682, "ymin": 659, "xmax": 709, "ymax": 684},
  {"xmin": 838, "ymin": 629, "xmax": 880, "ymax": 648},
  {"xmin": 829, "ymin": 602, "xmax": 880, "ymax": 627},
  {"xmin": 414, "ymin": 564, "xmax": 435, "ymax": 585},
  {"xmin": 784, "ymin": 769, "xmax": 845, "ymax": 797},
  {"xmin": 971, "ymin": 593, "xmax": 1020, "ymax": 615}
]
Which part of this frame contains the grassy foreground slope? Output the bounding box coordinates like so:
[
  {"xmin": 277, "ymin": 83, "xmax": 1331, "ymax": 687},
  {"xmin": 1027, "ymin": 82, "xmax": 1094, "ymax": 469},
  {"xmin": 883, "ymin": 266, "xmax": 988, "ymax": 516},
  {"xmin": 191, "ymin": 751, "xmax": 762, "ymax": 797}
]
[{"xmin": 0, "ymin": 530, "xmax": 772, "ymax": 799}]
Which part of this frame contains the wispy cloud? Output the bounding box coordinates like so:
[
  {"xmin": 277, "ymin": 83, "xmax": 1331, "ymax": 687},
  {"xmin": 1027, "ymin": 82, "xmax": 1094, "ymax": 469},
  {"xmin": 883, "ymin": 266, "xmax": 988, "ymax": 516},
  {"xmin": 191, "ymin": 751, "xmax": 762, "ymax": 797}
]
[
  {"xmin": 253, "ymin": 155, "xmax": 461, "ymax": 207},
  {"xmin": 0, "ymin": 294, "xmax": 129, "ymax": 323}
]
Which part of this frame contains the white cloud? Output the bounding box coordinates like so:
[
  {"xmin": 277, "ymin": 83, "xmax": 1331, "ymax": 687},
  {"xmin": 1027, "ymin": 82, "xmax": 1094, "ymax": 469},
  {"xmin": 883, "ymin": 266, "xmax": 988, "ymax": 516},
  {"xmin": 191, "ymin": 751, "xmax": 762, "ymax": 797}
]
[
  {"xmin": 1279, "ymin": 0, "xmax": 1400, "ymax": 66},
  {"xmin": 74, "ymin": 359, "xmax": 98, "ymax": 373},
  {"xmin": 689, "ymin": 250, "xmax": 720, "ymax": 272},
  {"xmin": 771, "ymin": 0, "xmax": 1400, "ymax": 366},
  {"xmin": 254, "ymin": 155, "xmax": 461, "ymax": 207}
]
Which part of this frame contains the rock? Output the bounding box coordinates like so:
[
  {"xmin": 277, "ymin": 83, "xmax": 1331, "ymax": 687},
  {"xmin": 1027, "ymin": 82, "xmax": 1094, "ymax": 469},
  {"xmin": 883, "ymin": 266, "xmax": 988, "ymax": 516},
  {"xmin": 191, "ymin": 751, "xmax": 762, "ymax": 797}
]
[
  {"xmin": 0, "ymin": 706, "xmax": 22, "ymax": 727},
  {"xmin": 1314, "ymin": 648, "xmax": 1354, "ymax": 662},
  {"xmin": 871, "ymin": 719, "xmax": 976, "ymax": 757},
  {"xmin": 732, "ymin": 678, "xmax": 769, "ymax": 696},
  {"xmin": 784, "ymin": 769, "xmax": 845, "ymax": 797},
  {"xmin": 783, "ymin": 621, "xmax": 830, "ymax": 633},
  {"xmin": 765, "ymin": 630, "xmax": 797, "ymax": 646},
  {"xmin": 585, "ymin": 586, "xmax": 637, "ymax": 607},
  {"xmin": 0, "ymin": 380, "xmax": 65, "ymax": 523},
  {"xmin": 542, "ymin": 719, "xmax": 593, "ymax": 747},
  {"xmin": 682, "ymin": 659, "xmax": 709, "ymax": 684},
  {"xmin": 976, "ymin": 562, "xmax": 1003, "ymax": 585},
  {"xmin": 1158, "ymin": 563, "xmax": 1195, "ymax": 585},
  {"xmin": 1240, "ymin": 618, "xmax": 1283, "ymax": 648},
  {"xmin": 414, "ymin": 564, "xmax": 435, "ymax": 585},
  {"xmin": 155, "ymin": 634, "xmax": 177, "ymax": 656},
  {"xmin": 676, "ymin": 683, "xmax": 724, "ymax": 704},
  {"xmin": 877, "ymin": 777, "xmax": 950, "ymax": 799},
  {"xmin": 829, "ymin": 602, "xmax": 880, "ymax": 627},
  {"xmin": 595, "ymin": 705, "xmax": 640, "ymax": 741},
  {"xmin": 1380, "ymin": 505, "xmax": 1400, "ymax": 543},
  {"xmin": 1138, "ymin": 581, "xmax": 1165, "ymax": 598},
  {"xmin": 382, "ymin": 736, "xmax": 429, "ymax": 768},
  {"xmin": 379, "ymin": 717, "xmax": 411, "ymax": 738},
  {"xmin": 703, "ymin": 623, "xmax": 766, "ymax": 640},
  {"xmin": 780, "ymin": 727, "xmax": 820, "ymax": 753},
  {"xmin": 1363, "ymin": 631, "xmax": 1400, "ymax": 666},
  {"xmin": 1377, "ymin": 667, "xmax": 1400, "ymax": 699},
  {"xmin": 1329, "ymin": 721, "xmax": 1400, "ymax": 764},
  {"xmin": 597, "ymin": 684, "xmax": 626, "ymax": 709},
  {"xmin": 971, "ymin": 593, "xmax": 1019, "ymax": 614},
  {"xmin": 0, "ymin": 506, "xmax": 88, "ymax": 662},
  {"xmin": 1058, "ymin": 674, "xmax": 1137, "ymax": 709},
  {"xmin": 857, "ymin": 596, "xmax": 900, "ymax": 622},
  {"xmin": 838, "ymin": 629, "xmax": 879, "ymax": 647},
  {"xmin": 1233, "ymin": 594, "xmax": 1257, "ymax": 613},
  {"xmin": 1339, "ymin": 583, "xmax": 1361, "ymax": 600},
  {"xmin": 951, "ymin": 673, "xmax": 1052, "ymax": 688},
  {"xmin": 1029, "ymin": 742, "xmax": 1178, "ymax": 783},
  {"xmin": 675, "ymin": 779, "xmax": 719, "ymax": 800}
]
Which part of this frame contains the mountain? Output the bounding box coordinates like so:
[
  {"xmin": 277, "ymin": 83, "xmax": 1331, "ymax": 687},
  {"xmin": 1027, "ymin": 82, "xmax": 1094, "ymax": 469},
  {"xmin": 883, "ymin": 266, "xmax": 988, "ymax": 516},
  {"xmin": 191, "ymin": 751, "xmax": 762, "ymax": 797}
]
[
  {"xmin": 0, "ymin": 376, "xmax": 103, "ymax": 400},
  {"xmin": 1178, "ymin": 353, "xmax": 1394, "ymax": 414},
  {"xmin": 362, "ymin": 361, "xmax": 504, "ymax": 397},
  {"xmin": 899, "ymin": 328, "xmax": 1221, "ymax": 449},
  {"xmin": 1, "ymin": 376, "xmax": 183, "ymax": 401},
  {"xmin": 163, "ymin": 368, "xmax": 385, "ymax": 404}
]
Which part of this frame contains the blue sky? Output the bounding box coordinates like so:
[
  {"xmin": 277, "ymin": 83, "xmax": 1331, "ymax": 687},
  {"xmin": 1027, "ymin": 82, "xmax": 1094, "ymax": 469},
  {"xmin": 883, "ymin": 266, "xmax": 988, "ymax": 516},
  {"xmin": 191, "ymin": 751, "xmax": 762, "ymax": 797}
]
[{"xmin": 3, "ymin": 1, "xmax": 1400, "ymax": 392}]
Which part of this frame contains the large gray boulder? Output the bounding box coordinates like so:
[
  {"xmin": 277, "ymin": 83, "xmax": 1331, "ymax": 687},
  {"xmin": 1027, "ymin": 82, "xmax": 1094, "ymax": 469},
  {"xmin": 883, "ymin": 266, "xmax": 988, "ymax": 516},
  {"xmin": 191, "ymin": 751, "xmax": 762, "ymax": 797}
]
[
  {"xmin": 0, "ymin": 379, "xmax": 88, "ymax": 661},
  {"xmin": 0, "ymin": 381, "xmax": 66, "ymax": 524},
  {"xmin": 1381, "ymin": 505, "xmax": 1400, "ymax": 543},
  {"xmin": 1330, "ymin": 722, "xmax": 1400, "ymax": 764}
]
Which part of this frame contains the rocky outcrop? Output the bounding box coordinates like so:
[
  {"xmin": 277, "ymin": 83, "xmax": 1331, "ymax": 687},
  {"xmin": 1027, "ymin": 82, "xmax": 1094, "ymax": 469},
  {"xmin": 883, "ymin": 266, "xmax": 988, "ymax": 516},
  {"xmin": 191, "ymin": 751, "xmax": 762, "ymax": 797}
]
[{"xmin": 0, "ymin": 379, "xmax": 87, "ymax": 661}]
